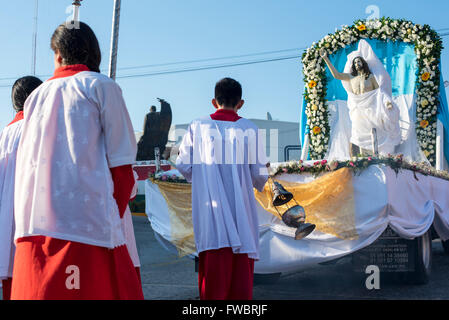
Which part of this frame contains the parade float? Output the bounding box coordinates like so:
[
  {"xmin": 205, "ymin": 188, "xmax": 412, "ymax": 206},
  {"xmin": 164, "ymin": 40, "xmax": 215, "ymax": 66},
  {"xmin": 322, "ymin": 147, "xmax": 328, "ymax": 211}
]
[{"xmin": 141, "ymin": 18, "xmax": 449, "ymax": 284}]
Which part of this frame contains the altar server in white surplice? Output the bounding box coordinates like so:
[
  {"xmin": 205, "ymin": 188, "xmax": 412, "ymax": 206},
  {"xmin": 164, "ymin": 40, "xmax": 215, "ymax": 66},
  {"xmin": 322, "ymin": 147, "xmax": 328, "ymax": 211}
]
[
  {"xmin": 0, "ymin": 76, "xmax": 42, "ymax": 300},
  {"xmin": 11, "ymin": 22, "xmax": 143, "ymax": 300},
  {"xmin": 176, "ymin": 78, "xmax": 269, "ymax": 300}
]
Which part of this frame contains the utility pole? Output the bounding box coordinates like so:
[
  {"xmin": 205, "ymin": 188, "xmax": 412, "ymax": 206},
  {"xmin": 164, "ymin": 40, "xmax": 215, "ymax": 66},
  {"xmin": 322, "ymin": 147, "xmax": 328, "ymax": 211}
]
[
  {"xmin": 31, "ymin": 0, "xmax": 39, "ymax": 75},
  {"xmin": 108, "ymin": 0, "xmax": 121, "ymax": 80}
]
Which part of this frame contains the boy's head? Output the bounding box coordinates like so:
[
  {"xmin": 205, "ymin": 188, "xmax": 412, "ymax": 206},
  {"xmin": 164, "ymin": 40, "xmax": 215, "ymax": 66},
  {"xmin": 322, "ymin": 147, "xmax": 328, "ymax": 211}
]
[
  {"xmin": 11, "ymin": 76, "xmax": 43, "ymax": 112},
  {"xmin": 51, "ymin": 21, "xmax": 101, "ymax": 73},
  {"xmin": 212, "ymin": 78, "xmax": 244, "ymax": 111}
]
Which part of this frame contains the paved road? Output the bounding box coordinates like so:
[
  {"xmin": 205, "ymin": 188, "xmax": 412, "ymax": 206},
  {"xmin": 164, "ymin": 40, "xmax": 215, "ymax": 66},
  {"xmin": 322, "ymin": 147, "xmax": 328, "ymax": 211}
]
[
  {"xmin": 2, "ymin": 216, "xmax": 449, "ymax": 300},
  {"xmin": 135, "ymin": 216, "xmax": 449, "ymax": 300}
]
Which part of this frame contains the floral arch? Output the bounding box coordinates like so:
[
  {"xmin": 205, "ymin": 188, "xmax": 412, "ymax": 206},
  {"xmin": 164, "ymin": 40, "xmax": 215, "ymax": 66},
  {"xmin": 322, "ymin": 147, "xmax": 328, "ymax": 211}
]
[{"xmin": 301, "ymin": 17, "xmax": 444, "ymax": 165}]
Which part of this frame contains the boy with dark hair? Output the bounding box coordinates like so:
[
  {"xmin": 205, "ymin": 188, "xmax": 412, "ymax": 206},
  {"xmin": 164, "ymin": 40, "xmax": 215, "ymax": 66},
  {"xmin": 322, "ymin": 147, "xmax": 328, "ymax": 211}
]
[
  {"xmin": 0, "ymin": 76, "xmax": 42, "ymax": 300},
  {"xmin": 176, "ymin": 77, "xmax": 268, "ymax": 300},
  {"xmin": 12, "ymin": 22, "xmax": 142, "ymax": 300}
]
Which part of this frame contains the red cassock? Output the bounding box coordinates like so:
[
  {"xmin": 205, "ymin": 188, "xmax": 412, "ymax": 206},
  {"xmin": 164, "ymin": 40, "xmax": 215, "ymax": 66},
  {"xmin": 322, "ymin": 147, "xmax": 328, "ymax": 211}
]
[{"xmin": 10, "ymin": 66, "xmax": 144, "ymax": 300}]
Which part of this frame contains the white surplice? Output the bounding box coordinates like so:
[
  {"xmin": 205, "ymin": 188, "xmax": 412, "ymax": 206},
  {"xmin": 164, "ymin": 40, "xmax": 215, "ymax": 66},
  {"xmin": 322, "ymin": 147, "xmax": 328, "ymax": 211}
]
[
  {"xmin": 14, "ymin": 72, "xmax": 137, "ymax": 249},
  {"xmin": 0, "ymin": 120, "xmax": 23, "ymax": 280},
  {"xmin": 176, "ymin": 116, "xmax": 268, "ymax": 260},
  {"xmin": 122, "ymin": 170, "xmax": 141, "ymax": 267}
]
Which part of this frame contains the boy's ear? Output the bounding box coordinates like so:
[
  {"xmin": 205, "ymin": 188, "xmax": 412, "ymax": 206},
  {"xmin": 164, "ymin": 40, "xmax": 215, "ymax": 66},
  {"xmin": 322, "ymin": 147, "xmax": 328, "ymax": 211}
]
[
  {"xmin": 236, "ymin": 100, "xmax": 244, "ymax": 111},
  {"xmin": 212, "ymin": 99, "xmax": 219, "ymax": 109},
  {"xmin": 54, "ymin": 50, "xmax": 63, "ymax": 69}
]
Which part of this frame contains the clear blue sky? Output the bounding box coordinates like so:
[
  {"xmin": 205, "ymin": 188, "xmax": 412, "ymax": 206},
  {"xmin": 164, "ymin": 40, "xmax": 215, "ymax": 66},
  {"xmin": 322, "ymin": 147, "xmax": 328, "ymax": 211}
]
[{"xmin": 1, "ymin": 0, "xmax": 449, "ymax": 131}]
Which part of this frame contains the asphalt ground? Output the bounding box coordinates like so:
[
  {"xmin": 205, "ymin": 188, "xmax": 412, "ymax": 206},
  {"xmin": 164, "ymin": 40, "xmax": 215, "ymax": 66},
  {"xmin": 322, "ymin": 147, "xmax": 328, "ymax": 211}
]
[
  {"xmin": 135, "ymin": 216, "xmax": 449, "ymax": 300},
  {"xmin": 2, "ymin": 215, "xmax": 449, "ymax": 300}
]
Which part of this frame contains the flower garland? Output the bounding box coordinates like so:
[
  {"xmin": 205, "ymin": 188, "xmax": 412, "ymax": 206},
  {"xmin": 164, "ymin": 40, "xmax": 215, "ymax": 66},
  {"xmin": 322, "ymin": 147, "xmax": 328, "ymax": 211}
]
[
  {"xmin": 274, "ymin": 154, "xmax": 449, "ymax": 182},
  {"xmin": 149, "ymin": 172, "xmax": 188, "ymax": 184},
  {"xmin": 302, "ymin": 17, "xmax": 443, "ymax": 165}
]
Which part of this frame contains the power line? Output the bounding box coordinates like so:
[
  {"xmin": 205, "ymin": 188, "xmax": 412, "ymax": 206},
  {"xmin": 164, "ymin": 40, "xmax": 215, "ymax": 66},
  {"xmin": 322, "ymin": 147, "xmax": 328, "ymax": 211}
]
[
  {"xmin": 0, "ymin": 54, "xmax": 298, "ymax": 88},
  {"xmin": 117, "ymin": 47, "xmax": 306, "ymax": 71},
  {"xmin": 1, "ymin": 32, "xmax": 449, "ymax": 87},
  {"xmin": 0, "ymin": 53, "xmax": 301, "ymax": 86},
  {"xmin": 116, "ymin": 55, "xmax": 299, "ymax": 80},
  {"xmin": 0, "ymin": 47, "xmax": 306, "ymax": 82}
]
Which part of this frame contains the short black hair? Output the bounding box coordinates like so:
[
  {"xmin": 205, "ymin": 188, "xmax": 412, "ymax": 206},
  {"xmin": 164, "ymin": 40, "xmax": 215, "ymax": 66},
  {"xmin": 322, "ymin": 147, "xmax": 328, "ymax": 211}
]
[
  {"xmin": 11, "ymin": 76, "xmax": 43, "ymax": 112},
  {"xmin": 214, "ymin": 78, "xmax": 242, "ymax": 108},
  {"xmin": 51, "ymin": 21, "xmax": 101, "ymax": 73},
  {"xmin": 150, "ymin": 106, "xmax": 157, "ymax": 112}
]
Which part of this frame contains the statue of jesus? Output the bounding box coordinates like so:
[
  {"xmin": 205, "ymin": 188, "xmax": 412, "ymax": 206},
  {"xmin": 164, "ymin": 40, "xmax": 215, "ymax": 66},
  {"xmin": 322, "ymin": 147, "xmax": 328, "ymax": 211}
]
[{"xmin": 320, "ymin": 40, "xmax": 401, "ymax": 157}]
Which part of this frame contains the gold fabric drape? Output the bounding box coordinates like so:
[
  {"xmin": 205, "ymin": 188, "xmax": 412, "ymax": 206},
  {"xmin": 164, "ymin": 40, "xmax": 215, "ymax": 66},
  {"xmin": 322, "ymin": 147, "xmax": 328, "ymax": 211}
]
[
  {"xmin": 254, "ymin": 168, "xmax": 358, "ymax": 240},
  {"xmin": 150, "ymin": 168, "xmax": 357, "ymax": 257},
  {"xmin": 150, "ymin": 179, "xmax": 196, "ymax": 257}
]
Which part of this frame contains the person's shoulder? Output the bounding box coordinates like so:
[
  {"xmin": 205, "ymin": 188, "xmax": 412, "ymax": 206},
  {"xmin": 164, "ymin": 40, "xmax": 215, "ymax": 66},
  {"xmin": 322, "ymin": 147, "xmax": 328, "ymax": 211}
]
[
  {"xmin": 75, "ymin": 71, "xmax": 110, "ymax": 81},
  {"xmin": 75, "ymin": 72, "xmax": 121, "ymax": 91},
  {"xmin": 190, "ymin": 115, "xmax": 213, "ymax": 125},
  {"xmin": 0, "ymin": 119, "xmax": 23, "ymax": 144},
  {"xmin": 235, "ymin": 117, "xmax": 259, "ymax": 130}
]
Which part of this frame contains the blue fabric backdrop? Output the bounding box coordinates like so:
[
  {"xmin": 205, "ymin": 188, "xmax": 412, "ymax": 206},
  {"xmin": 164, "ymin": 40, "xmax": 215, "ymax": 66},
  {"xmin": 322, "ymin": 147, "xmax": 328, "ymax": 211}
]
[{"xmin": 437, "ymin": 65, "xmax": 449, "ymax": 164}]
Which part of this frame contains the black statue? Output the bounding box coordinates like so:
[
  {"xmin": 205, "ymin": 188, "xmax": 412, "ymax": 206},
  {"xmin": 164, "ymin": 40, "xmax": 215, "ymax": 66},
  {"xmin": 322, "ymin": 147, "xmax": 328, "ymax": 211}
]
[{"xmin": 136, "ymin": 98, "xmax": 172, "ymax": 161}]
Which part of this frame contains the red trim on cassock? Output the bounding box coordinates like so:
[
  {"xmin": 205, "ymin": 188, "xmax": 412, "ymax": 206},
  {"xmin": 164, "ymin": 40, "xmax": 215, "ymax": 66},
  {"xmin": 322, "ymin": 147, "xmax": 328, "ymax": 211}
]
[
  {"xmin": 135, "ymin": 267, "xmax": 142, "ymax": 286},
  {"xmin": 110, "ymin": 165, "xmax": 135, "ymax": 218},
  {"xmin": 198, "ymin": 248, "xmax": 254, "ymax": 300},
  {"xmin": 210, "ymin": 109, "xmax": 242, "ymax": 122},
  {"xmin": 7, "ymin": 111, "xmax": 24, "ymax": 127},
  {"xmin": 2, "ymin": 278, "xmax": 12, "ymax": 300},
  {"xmin": 47, "ymin": 64, "xmax": 90, "ymax": 81},
  {"xmin": 11, "ymin": 236, "xmax": 144, "ymax": 300}
]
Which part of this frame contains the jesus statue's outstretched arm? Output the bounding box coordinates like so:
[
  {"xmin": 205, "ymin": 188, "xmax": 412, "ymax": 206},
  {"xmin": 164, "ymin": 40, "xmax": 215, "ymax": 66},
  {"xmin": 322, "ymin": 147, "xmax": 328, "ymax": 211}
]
[{"xmin": 320, "ymin": 49, "xmax": 352, "ymax": 82}]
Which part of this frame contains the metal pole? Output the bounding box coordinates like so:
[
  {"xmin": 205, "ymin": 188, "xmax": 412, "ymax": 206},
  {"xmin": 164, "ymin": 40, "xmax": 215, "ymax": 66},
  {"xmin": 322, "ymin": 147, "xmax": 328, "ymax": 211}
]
[
  {"xmin": 72, "ymin": 0, "xmax": 82, "ymax": 22},
  {"xmin": 108, "ymin": 0, "xmax": 121, "ymax": 80},
  {"xmin": 31, "ymin": 0, "xmax": 39, "ymax": 75}
]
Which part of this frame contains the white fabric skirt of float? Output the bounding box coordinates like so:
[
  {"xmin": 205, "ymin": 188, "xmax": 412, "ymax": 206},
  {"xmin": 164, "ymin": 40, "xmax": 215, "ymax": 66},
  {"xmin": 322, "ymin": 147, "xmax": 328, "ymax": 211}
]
[{"xmin": 145, "ymin": 164, "xmax": 449, "ymax": 274}]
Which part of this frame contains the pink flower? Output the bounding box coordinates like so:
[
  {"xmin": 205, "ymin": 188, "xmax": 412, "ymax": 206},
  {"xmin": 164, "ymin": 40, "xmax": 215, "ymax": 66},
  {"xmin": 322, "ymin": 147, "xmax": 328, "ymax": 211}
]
[
  {"xmin": 282, "ymin": 168, "xmax": 288, "ymax": 173},
  {"xmin": 349, "ymin": 162, "xmax": 355, "ymax": 167},
  {"xmin": 314, "ymin": 161, "xmax": 320, "ymax": 166},
  {"xmin": 300, "ymin": 167, "xmax": 305, "ymax": 171},
  {"xmin": 368, "ymin": 157, "xmax": 372, "ymax": 161},
  {"xmin": 161, "ymin": 175, "xmax": 168, "ymax": 181},
  {"xmin": 321, "ymin": 160, "xmax": 327, "ymax": 165}
]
